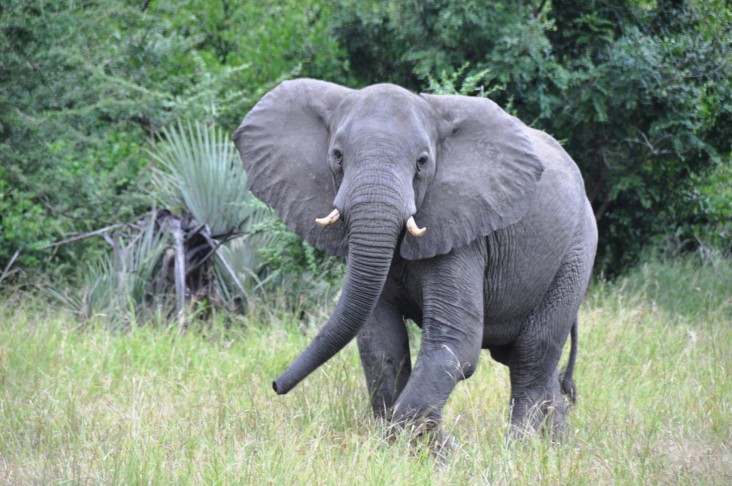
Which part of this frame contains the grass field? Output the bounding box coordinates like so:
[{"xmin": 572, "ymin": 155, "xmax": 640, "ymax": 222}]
[{"xmin": 1, "ymin": 257, "xmax": 730, "ymax": 484}]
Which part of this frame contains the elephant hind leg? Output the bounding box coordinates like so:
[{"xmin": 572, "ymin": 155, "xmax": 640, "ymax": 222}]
[
  {"xmin": 507, "ymin": 252, "xmax": 590, "ymax": 439},
  {"xmin": 509, "ymin": 369, "xmax": 567, "ymax": 440},
  {"xmin": 357, "ymin": 299, "xmax": 411, "ymax": 419}
]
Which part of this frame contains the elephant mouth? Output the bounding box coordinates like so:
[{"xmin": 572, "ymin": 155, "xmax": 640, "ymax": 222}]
[{"xmin": 315, "ymin": 208, "xmax": 426, "ymax": 237}]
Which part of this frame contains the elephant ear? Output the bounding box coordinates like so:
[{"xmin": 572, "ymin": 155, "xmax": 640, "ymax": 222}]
[
  {"xmin": 400, "ymin": 94, "xmax": 545, "ymax": 260},
  {"xmin": 233, "ymin": 79, "xmax": 353, "ymax": 257}
]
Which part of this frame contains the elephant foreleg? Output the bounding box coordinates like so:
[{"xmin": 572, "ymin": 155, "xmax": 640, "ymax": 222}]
[
  {"xmin": 357, "ymin": 299, "xmax": 411, "ymax": 419},
  {"xmin": 391, "ymin": 244, "xmax": 486, "ymax": 429},
  {"xmin": 391, "ymin": 322, "xmax": 483, "ymax": 430}
]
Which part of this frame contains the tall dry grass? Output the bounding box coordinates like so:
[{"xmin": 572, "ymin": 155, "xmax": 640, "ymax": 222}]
[{"xmin": 1, "ymin": 257, "xmax": 730, "ymax": 484}]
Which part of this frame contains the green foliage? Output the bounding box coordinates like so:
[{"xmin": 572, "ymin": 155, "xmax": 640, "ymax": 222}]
[
  {"xmin": 254, "ymin": 216, "xmax": 345, "ymax": 312},
  {"xmin": 0, "ymin": 0, "xmax": 198, "ymax": 274},
  {"xmin": 2, "ymin": 0, "xmax": 730, "ymax": 287},
  {"xmin": 558, "ymin": 1, "xmax": 732, "ymax": 270},
  {"xmin": 661, "ymin": 161, "xmax": 732, "ymax": 255},
  {"xmin": 150, "ymin": 122, "xmax": 258, "ymax": 234},
  {"xmin": 147, "ymin": 0, "xmax": 349, "ymax": 127},
  {"xmin": 0, "ymin": 0, "xmax": 347, "ymax": 282},
  {"xmin": 426, "ymin": 63, "xmax": 496, "ymax": 98},
  {"xmin": 64, "ymin": 213, "xmax": 168, "ymax": 326}
]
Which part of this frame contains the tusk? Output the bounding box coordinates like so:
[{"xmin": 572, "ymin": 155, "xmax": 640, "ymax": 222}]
[
  {"xmin": 406, "ymin": 216, "xmax": 426, "ymax": 237},
  {"xmin": 315, "ymin": 209, "xmax": 341, "ymax": 227}
]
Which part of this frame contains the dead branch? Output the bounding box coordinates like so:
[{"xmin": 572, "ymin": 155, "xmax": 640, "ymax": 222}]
[
  {"xmin": 0, "ymin": 247, "xmax": 23, "ymax": 286},
  {"xmin": 39, "ymin": 224, "xmax": 126, "ymax": 249},
  {"xmin": 199, "ymin": 226, "xmax": 248, "ymax": 298}
]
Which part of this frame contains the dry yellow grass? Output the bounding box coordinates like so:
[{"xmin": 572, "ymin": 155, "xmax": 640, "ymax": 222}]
[{"xmin": 1, "ymin": 257, "xmax": 730, "ymax": 484}]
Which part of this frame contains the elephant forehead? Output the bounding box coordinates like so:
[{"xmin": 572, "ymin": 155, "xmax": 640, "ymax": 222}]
[
  {"xmin": 334, "ymin": 92, "xmax": 437, "ymax": 149},
  {"xmin": 337, "ymin": 84, "xmax": 425, "ymax": 121},
  {"xmin": 358, "ymin": 83, "xmax": 416, "ymax": 101}
]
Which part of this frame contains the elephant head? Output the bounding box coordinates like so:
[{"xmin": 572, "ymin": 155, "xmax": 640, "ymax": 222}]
[{"xmin": 233, "ymin": 79, "xmax": 544, "ymax": 395}]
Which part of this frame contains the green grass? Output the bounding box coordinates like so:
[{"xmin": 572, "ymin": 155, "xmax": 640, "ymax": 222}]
[{"xmin": 1, "ymin": 257, "xmax": 731, "ymax": 484}]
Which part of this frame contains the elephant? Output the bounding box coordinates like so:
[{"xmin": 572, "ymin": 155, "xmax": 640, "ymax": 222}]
[{"xmin": 233, "ymin": 78, "xmax": 598, "ymax": 437}]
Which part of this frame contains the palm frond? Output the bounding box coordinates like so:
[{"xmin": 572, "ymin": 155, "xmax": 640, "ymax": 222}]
[
  {"xmin": 149, "ymin": 120, "xmax": 271, "ymax": 302},
  {"xmin": 149, "ymin": 120, "xmax": 257, "ymax": 234},
  {"xmin": 75, "ymin": 211, "xmax": 168, "ymax": 327}
]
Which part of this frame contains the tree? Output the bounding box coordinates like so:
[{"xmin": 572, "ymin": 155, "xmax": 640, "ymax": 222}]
[{"xmin": 0, "ymin": 0, "xmax": 348, "ymax": 281}]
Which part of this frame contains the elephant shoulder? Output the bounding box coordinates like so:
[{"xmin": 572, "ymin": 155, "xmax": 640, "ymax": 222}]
[
  {"xmin": 517, "ymin": 127, "xmax": 589, "ymax": 246},
  {"xmin": 524, "ymin": 127, "xmax": 585, "ymax": 199}
]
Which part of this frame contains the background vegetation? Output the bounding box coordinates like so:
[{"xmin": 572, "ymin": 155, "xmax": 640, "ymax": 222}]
[{"xmin": 1, "ymin": 0, "xmax": 730, "ymax": 285}]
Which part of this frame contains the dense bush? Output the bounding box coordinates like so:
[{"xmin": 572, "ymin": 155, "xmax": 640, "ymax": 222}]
[
  {"xmin": 1, "ymin": 0, "xmax": 729, "ymax": 290},
  {"xmin": 0, "ymin": 0, "xmax": 346, "ymax": 282}
]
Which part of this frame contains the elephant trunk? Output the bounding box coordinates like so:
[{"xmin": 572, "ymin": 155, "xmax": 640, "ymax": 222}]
[{"xmin": 272, "ymin": 198, "xmax": 404, "ymax": 395}]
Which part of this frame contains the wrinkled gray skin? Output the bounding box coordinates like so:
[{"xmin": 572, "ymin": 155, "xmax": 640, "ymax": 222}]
[{"xmin": 234, "ymin": 79, "xmax": 597, "ymax": 437}]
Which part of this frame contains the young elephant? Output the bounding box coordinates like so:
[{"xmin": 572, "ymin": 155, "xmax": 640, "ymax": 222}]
[{"xmin": 234, "ymin": 79, "xmax": 597, "ymax": 436}]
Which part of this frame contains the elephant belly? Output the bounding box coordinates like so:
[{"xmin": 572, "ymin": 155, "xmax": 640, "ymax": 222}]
[
  {"xmin": 480, "ymin": 230, "xmax": 566, "ymax": 346},
  {"xmin": 481, "ymin": 263, "xmax": 553, "ymax": 345}
]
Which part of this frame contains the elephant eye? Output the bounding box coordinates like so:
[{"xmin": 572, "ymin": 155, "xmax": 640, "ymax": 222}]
[
  {"xmin": 416, "ymin": 154, "xmax": 429, "ymax": 172},
  {"xmin": 332, "ymin": 149, "xmax": 343, "ymax": 166}
]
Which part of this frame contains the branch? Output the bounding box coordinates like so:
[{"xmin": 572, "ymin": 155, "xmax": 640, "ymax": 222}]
[
  {"xmin": 626, "ymin": 124, "xmax": 672, "ymax": 156},
  {"xmin": 185, "ymin": 239, "xmax": 225, "ymax": 277},
  {"xmin": 594, "ymin": 192, "xmax": 612, "ymax": 222},
  {"xmin": 38, "ymin": 224, "xmax": 126, "ymax": 249},
  {"xmin": 0, "ymin": 247, "xmax": 23, "ymax": 286},
  {"xmin": 533, "ymin": 0, "xmax": 548, "ymax": 18},
  {"xmin": 167, "ymin": 218, "xmax": 187, "ymax": 321}
]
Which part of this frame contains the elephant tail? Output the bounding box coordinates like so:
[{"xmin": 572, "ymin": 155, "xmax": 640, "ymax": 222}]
[{"xmin": 560, "ymin": 320, "xmax": 578, "ymax": 404}]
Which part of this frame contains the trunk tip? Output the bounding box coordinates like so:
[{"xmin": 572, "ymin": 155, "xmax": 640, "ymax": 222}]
[{"xmin": 272, "ymin": 379, "xmax": 288, "ymax": 395}]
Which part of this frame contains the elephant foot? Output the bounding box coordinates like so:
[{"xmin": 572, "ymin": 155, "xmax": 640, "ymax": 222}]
[
  {"xmin": 508, "ymin": 396, "xmax": 571, "ymax": 443},
  {"xmin": 384, "ymin": 411, "xmax": 440, "ymax": 443},
  {"xmin": 373, "ymin": 407, "xmax": 458, "ymax": 460},
  {"xmin": 381, "ymin": 421, "xmax": 457, "ymax": 462}
]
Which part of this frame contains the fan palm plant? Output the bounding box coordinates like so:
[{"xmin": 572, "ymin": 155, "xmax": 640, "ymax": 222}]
[
  {"xmin": 51, "ymin": 123, "xmax": 269, "ymax": 325},
  {"xmin": 150, "ymin": 121, "xmax": 270, "ymax": 304},
  {"xmin": 80, "ymin": 212, "xmax": 167, "ymax": 325},
  {"xmin": 44, "ymin": 208, "xmax": 169, "ymax": 328}
]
